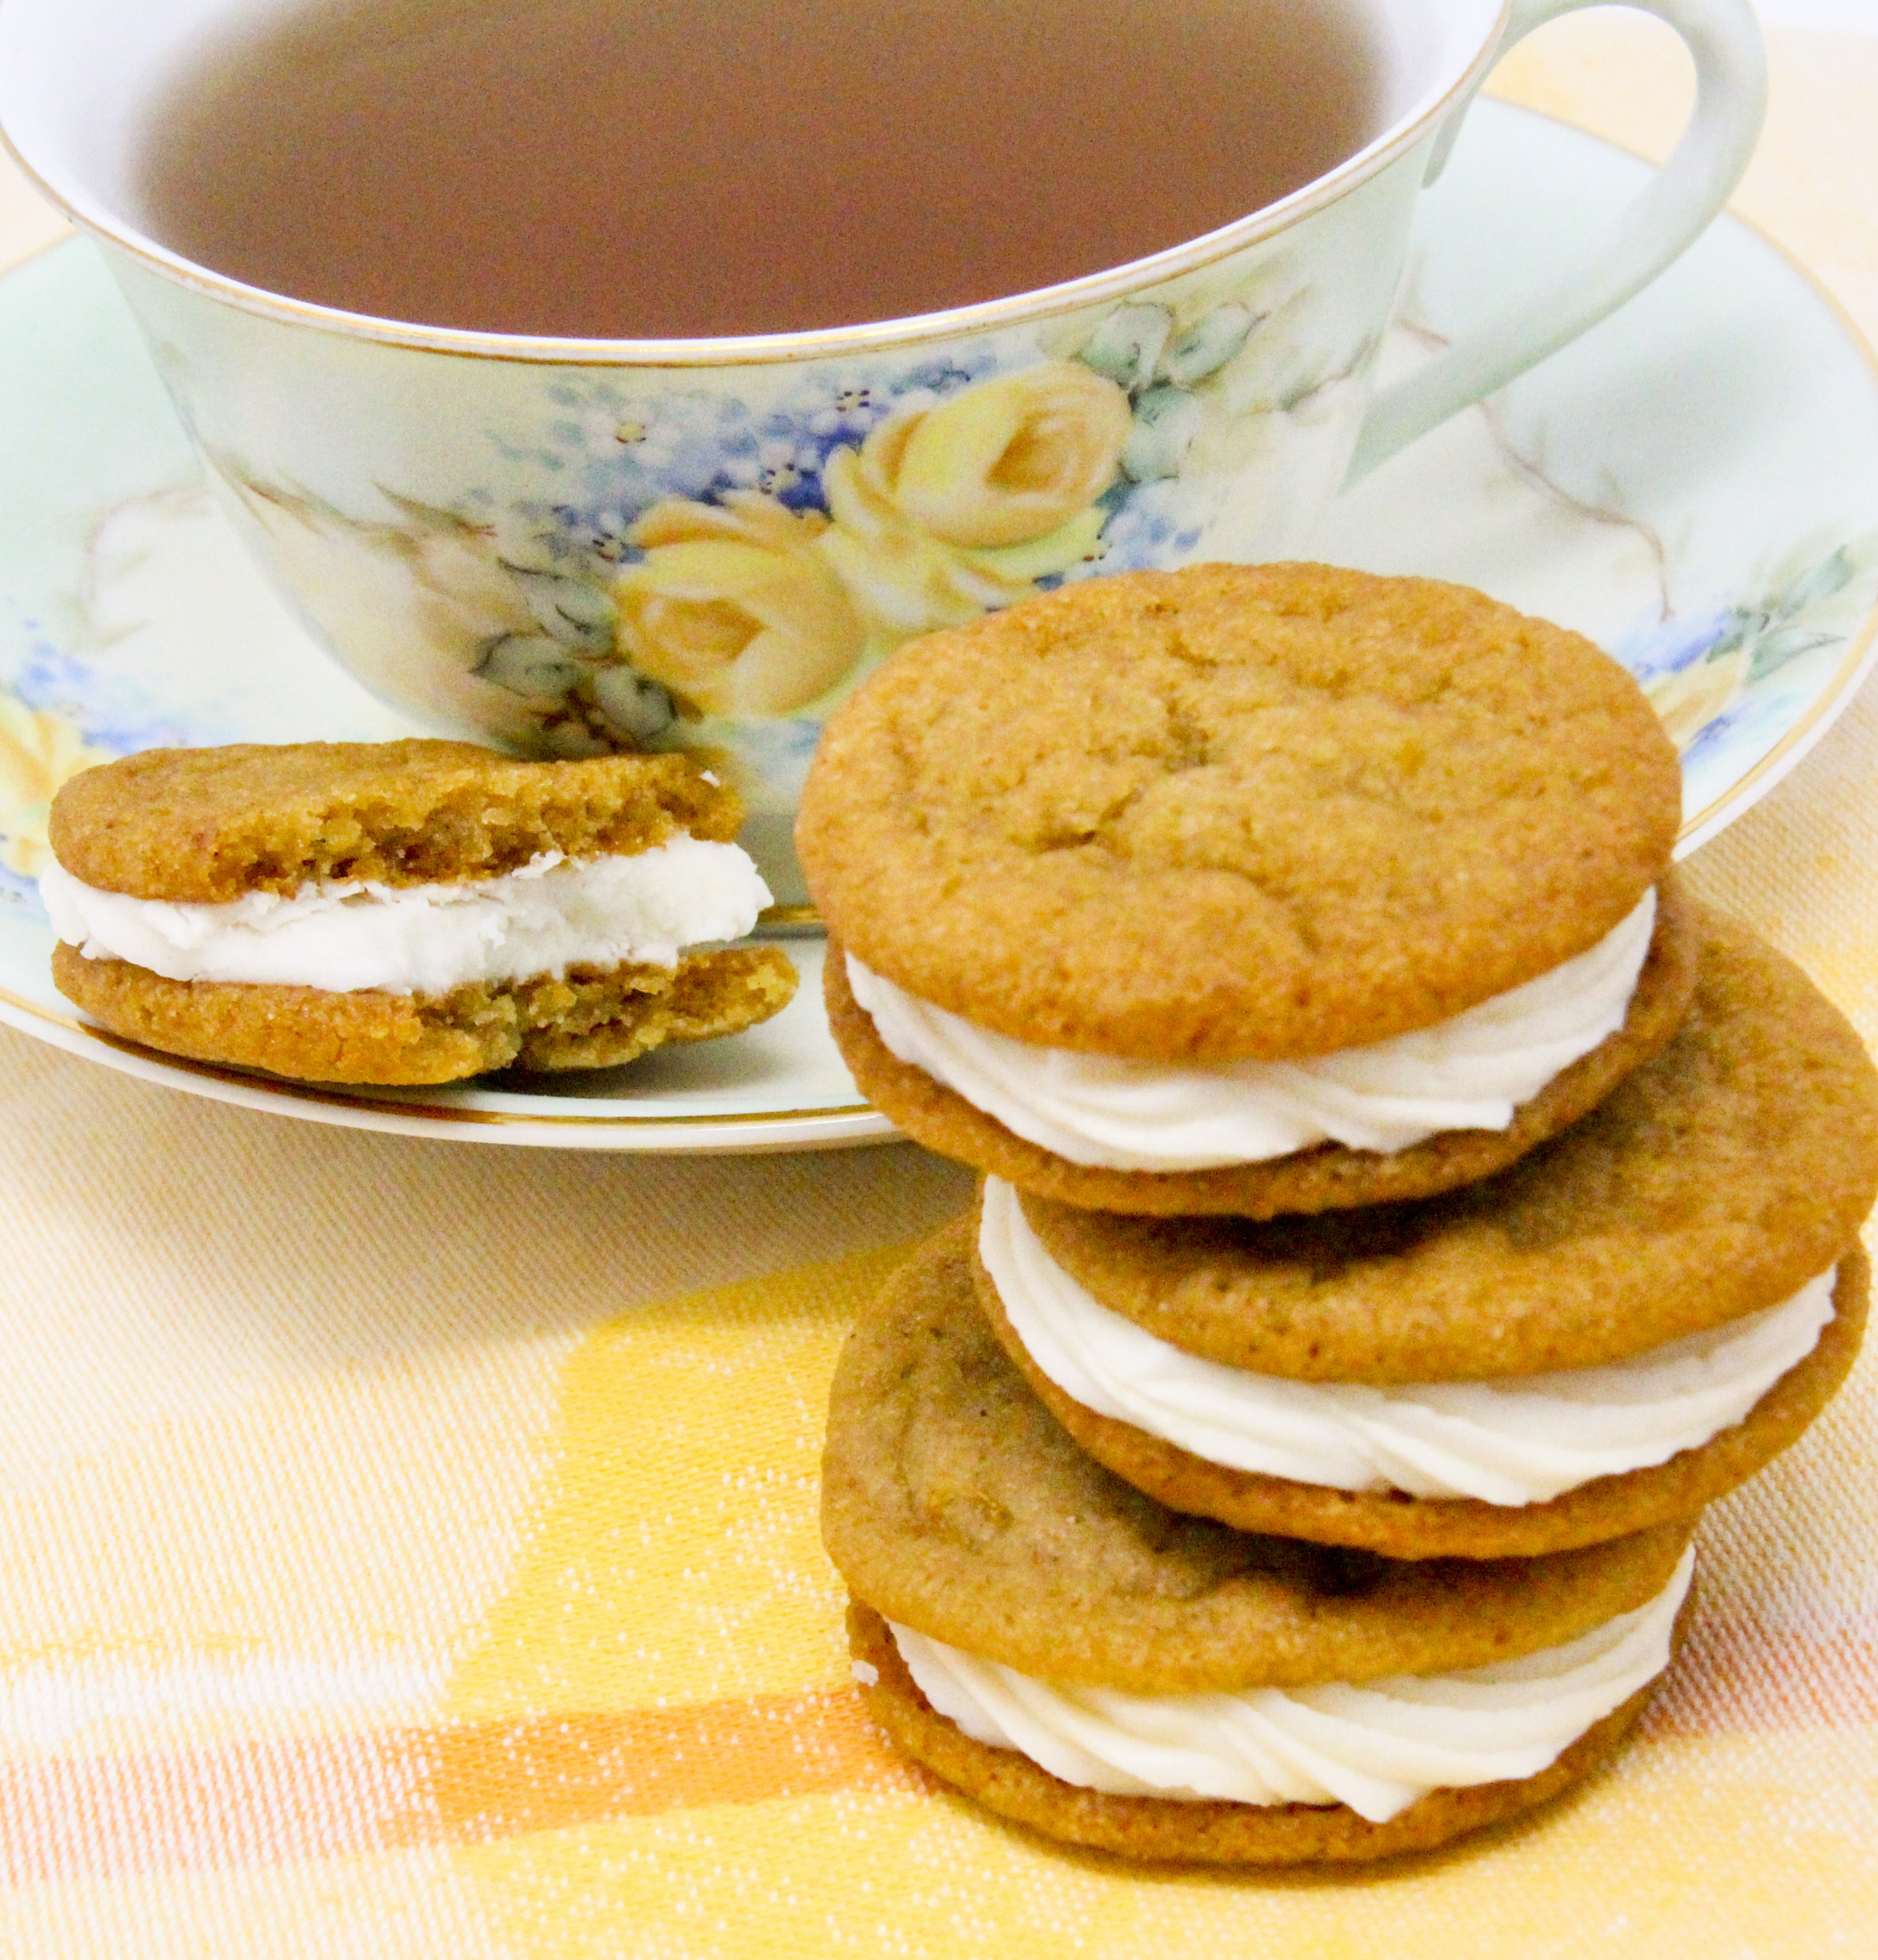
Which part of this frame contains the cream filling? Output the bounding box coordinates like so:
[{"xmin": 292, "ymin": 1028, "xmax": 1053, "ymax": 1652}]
[
  {"xmin": 883, "ymin": 1547, "xmax": 1691, "ymax": 1824},
  {"xmin": 848, "ymin": 889, "xmax": 1657, "ymax": 1170},
  {"xmin": 981, "ymin": 1178, "xmax": 1834, "ymax": 1505},
  {"xmin": 40, "ymin": 837, "xmax": 772, "ymax": 996}
]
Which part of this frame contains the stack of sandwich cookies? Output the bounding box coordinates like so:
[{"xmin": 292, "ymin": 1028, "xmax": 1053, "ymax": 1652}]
[
  {"xmin": 826, "ymin": 1227, "xmax": 1700, "ymax": 1866},
  {"xmin": 44, "ymin": 740, "xmax": 797, "ymax": 1084},
  {"xmin": 802, "ymin": 563, "xmax": 1878, "ymax": 1862},
  {"xmin": 802, "ymin": 562, "xmax": 1698, "ymax": 1216}
]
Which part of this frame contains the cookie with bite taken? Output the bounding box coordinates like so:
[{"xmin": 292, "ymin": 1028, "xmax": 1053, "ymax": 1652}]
[{"xmin": 43, "ymin": 740, "xmax": 796, "ymax": 1084}]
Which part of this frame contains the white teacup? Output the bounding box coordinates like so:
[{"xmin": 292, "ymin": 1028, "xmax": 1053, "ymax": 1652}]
[{"xmin": 0, "ymin": 0, "xmax": 1765, "ymax": 905}]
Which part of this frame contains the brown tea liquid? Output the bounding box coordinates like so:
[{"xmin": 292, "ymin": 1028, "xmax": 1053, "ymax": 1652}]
[{"xmin": 136, "ymin": 0, "xmax": 1386, "ymax": 338}]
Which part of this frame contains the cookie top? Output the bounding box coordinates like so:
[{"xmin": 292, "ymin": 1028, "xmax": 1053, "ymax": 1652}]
[
  {"xmin": 48, "ymin": 740, "xmax": 741, "ymax": 901},
  {"xmin": 821, "ymin": 1220, "xmax": 1694, "ymax": 1693},
  {"xmin": 796, "ymin": 564, "xmax": 1680, "ymax": 1063},
  {"xmin": 1017, "ymin": 906, "xmax": 1878, "ymax": 1378}
]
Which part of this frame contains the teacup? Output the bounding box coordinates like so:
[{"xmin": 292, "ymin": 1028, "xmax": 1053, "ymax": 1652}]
[{"xmin": 0, "ymin": 0, "xmax": 1765, "ymax": 906}]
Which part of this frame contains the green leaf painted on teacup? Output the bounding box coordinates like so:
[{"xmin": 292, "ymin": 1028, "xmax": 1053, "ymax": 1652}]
[
  {"xmin": 1746, "ymin": 627, "xmax": 1838, "ymax": 685},
  {"xmin": 588, "ymin": 663, "xmax": 680, "ymax": 743},
  {"xmin": 1778, "ymin": 544, "xmax": 1857, "ymax": 616},
  {"xmin": 1122, "ymin": 386, "xmax": 1204, "ymax": 483},
  {"xmin": 505, "ymin": 564, "xmax": 619, "ymax": 653},
  {"xmin": 1079, "ymin": 304, "xmax": 1173, "ymax": 396},
  {"xmin": 1161, "ymin": 303, "xmax": 1259, "ymax": 387},
  {"xmin": 475, "ymin": 633, "xmax": 590, "ymax": 701}
]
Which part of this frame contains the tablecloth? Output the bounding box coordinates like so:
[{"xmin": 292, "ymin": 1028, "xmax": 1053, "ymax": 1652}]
[{"xmin": 2, "ymin": 8, "xmax": 1876, "ymax": 1953}]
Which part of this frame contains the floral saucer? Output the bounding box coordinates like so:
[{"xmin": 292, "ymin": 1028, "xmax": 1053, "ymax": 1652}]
[{"xmin": 2, "ymin": 102, "xmax": 1875, "ymax": 1152}]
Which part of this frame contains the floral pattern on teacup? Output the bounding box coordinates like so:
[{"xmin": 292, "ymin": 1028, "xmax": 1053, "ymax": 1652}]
[
  {"xmin": 217, "ymin": 275, "xmax": 1373, "ymax": 815},
  {"xmin": 226, "ymin": 262, "xmax": 1878, "ymax": 846},
  {"xmin": 226, "ymin": 479, "xmax": 614, "ymax": 746},
  {"xmin": 8, "ymin": 488, "xmax": 1876, "ymax": 921}
]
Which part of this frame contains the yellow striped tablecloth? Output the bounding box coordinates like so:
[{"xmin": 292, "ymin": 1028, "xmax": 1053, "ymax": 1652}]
[{"xmin": 2, "ymin": 11, "xmax": 1876, "ymax": 1954}]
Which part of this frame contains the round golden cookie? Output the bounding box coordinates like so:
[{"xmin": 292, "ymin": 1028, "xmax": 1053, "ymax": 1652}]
[
  {"xmin": 1015, "ymin": 906, "xmax": 1878, "ymax": 1374},
  {"xmin": 49, "ymin": 740, "xmax": 736, "ymax": 900},
  {"xmin": 796, "ymin": 563, "xmax": 1682, "ymax": 1063},
  {"xmin": 825, "ymin": 877, "xmax": 1699, "ymax": 1217},
  {"xmin": 51, "ymin": 942, "xmax": 798, "ymax": 1086},
  {"xmin": 847, "ymin": 1599, "xmax": 1682, "ymax": 1867},
  {"xmin": 821, "ymin": 1220, "xmax": 1695, "ymax": 1692},
  {"xmin": 975, "ymin": 1238, "xmax": 1868, "ymax": 1560}
]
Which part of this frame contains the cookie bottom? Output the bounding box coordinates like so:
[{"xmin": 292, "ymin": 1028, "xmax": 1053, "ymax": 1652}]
[
  {"xmin": 825, "ymin": 877, "xmax": 1698, "ymax": 1217},
  {"xmin": 974, "ymin": 1243, "xmax": 1868, "ymax": 1561},
  {"xmin": 847, "ymin": 1600, "xmax": 1664, "ymax": 1867},
  {"xmin": 51, "ymin": 942, "xmax": 797, "ymax": 1085}
]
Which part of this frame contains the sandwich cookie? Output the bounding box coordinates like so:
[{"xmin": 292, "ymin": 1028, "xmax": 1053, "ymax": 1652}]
[
  {"xmin": 799, "ymin": 563, "xmax": 1693, "ymax": 1215},
  {"xmin": 826, "ymin": 1223, "xmax": 1697, "ymax": 1865},
  {"xmin": 971, "ymin": 910, "xmax": 1878, "ymax": 1558},
  {"xmin": 44, "ymin": 740, "xmax": 797, "ymax": 1084}
]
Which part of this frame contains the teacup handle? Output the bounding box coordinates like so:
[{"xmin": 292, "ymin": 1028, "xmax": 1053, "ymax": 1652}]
[{"xmin": 1346, "ymin": 0, "xmax": 1766, "ymax": 482}]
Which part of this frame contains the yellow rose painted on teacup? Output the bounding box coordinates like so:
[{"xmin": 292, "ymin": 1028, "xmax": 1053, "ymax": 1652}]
[
  {"xmin": 820, "ymin": 444, "xmax": 1095, "ymax": 641},
  {"xmin": 612, "ymin": 492, "xmax": 867, "ymax": 717},
  {"xmin": 820, "ymin": 362, "xmax": 1128, "ymax": 644},
  {"xmin": 870, "ymin": 363, "xmax": 1132, "ymax": 547},
  {"xmin": 0, "ymin": 694, "xmax": 110, "ymax": 879}
]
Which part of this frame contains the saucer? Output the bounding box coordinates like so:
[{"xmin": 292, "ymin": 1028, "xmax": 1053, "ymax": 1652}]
[{"xmin": 2, "ymin": 100, "xmax": 1875, "ymax": 1153}]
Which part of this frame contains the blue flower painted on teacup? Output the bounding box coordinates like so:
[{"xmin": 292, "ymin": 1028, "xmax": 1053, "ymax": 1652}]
[
  {"xmin": 503, "ymin": 381, "xmax": 769, "ymax": 528},
  {"xmin": 1622, "ymin": 536, "xmax": 1878, "ymax": 752},
  {"xmin": 1087, "ymin": 479, "xmax": 1205, "ymax": 577},
  {"xmin": 521, "ymin": 355, "xmax": 1007, "ymax": 576},
  {"xmin": 804, "ymin": 380, "xmax": 891, "ymax": 443}
]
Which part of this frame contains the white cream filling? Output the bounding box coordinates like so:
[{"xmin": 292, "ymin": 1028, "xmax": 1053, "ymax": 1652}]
[
  {"xmin": 849, "ymin": 889, "xmax": 1657, "ymax": 1170},
  {"xmin": 883, "ymin": 1547, "xmax": 1691, "ymax": 1824},
  {"xmin": 40, "ymin": 837, "xmax": 772, "ymax": 996},
  {"xmin": 981, "ymin": 1178, "xmax": 1834, "ymax": 1506}
]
